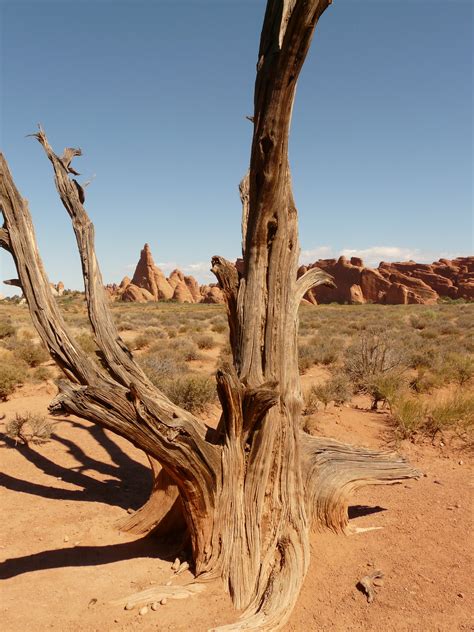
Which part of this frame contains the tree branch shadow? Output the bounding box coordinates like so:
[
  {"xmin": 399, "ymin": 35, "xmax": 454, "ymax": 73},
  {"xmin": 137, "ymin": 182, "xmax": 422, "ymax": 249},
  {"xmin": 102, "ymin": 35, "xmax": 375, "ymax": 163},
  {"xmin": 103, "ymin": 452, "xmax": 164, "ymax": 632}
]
[
  {"xmin": 0, "ymin": 420, "xmax": 151, "ymax": 510},
  {"xmin": 348, "ymin": 505, "xmax": 386, "ymax": 520},
  {"xmin": 0, "ymin": 535, "xmax": 172, "ymax": 580}
]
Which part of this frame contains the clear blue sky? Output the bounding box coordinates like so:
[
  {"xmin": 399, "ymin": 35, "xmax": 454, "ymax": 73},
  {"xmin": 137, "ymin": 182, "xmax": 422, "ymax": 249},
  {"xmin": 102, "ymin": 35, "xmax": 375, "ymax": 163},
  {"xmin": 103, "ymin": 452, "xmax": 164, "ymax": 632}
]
[{"xmin": 1, "ymin": 0, "xmax": 472, "ymax": 295}]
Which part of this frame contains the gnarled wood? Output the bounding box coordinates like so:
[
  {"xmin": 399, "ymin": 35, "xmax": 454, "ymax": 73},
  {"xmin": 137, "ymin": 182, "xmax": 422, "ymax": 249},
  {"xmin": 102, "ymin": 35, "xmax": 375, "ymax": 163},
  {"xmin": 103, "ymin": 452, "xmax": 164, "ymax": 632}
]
[
  {"xmin": 0, "ymin": 2, "xmax": 420, "ymax": 630},
  {"xmin": 301, "ymin": 434, "xmax": 422, "ymax": 533},
  {"xmin": 116, "ymin": 457, "xmax": 184, "ymax": 537}
]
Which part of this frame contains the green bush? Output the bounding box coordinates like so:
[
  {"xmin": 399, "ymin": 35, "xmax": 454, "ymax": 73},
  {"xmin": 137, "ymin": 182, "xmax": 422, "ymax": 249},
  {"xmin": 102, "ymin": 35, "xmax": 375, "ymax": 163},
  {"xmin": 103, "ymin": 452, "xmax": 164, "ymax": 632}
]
[
  {"xmin": 364, "ymin": 370, "xmax": 407, "ymax": 411},
  {"xmin": 161, "ymin": 375, "xmax": 216, "ymax": 413},
  {"xmin": 391, "ymin": 396, "xmax": 427, "ymax": 440},
  {"xmin": 425, "ymin": 391, "xmax": 474, "ymax": 437}
]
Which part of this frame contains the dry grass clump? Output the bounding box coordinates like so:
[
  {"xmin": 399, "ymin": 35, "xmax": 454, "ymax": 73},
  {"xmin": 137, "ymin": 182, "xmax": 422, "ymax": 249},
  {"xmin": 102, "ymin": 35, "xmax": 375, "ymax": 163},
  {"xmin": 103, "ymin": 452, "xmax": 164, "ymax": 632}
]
[
  {"xmin": 159, "ymin": 375, "xmax": 216, "ymax": 413},
  {"xmin": 0, "ymin": 321, "xmax": 16, "ymax": 339},
  {"xmin": 0, "ymin": 363, "xmax": 27, "ymax": 400},
  {"xmin": 391, "ymin": 390, "xmax": 474, "ymax": 443},
  {"xmin": 5, "ymin": 412, "xmax": 53, "ymax": 445},
  {"xmin": 12, "ymin": 341, "xmax": 50, "ymax": 368},
  {"xmin": 194, "ymin": 334, "xmax": 216, "ymax": 350},
  {"xmin": 304, "ymin": 375, "xmax": 353, "ymax": 413}
]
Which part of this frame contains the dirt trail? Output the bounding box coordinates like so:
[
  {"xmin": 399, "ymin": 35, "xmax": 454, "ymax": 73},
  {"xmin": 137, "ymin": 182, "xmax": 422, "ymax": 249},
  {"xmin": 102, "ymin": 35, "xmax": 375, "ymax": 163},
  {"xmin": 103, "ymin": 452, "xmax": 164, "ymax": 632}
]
[{"xmin": 0, "ymin": 387, "xmax": 472, "ymax": 632}]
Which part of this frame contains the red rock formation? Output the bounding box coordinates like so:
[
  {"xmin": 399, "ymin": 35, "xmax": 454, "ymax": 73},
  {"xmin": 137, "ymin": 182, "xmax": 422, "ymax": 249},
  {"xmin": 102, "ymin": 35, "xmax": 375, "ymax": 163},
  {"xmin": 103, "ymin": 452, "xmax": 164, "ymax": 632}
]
[
  {"xmin": 302, "ymin": 256, "xmax": 473, "ymax": 305},
  {"xmin": 131, "ymin": 243, "xmax": 174, "ymax": 300},
  {"xmin": 107, "ymin": 244, "xmax": 225, "ymax": 304}
]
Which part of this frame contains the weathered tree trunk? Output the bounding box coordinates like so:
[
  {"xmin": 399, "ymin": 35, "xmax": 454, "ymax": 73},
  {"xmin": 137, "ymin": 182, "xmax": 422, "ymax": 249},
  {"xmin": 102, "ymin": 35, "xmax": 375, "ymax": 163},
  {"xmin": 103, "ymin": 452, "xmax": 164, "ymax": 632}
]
[{"xmin": 0, "ymin": 2, "xmax": 420, "ymax": 630}]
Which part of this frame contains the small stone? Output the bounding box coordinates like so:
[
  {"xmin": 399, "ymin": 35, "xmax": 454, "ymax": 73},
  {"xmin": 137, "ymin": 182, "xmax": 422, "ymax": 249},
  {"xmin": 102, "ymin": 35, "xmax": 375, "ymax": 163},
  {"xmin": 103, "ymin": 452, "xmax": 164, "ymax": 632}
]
[
  {"xmin": 176, "ymin": 561, "xmax": 189, "ymax": 575},
  {"xmin": 440, "ymin": 441, "xmax": 445, "ymax": 447},
  {"xmin": 124, "ymin": 602, "xmax": 134, "ymax": 611},
  {"xmin": 75, "ymin": 541, "xmax": 81, "ymax": 546},
  {"xmin": 171, "ymin": 557, "xmax": 180, "ymax": 571},
  {"xmin": 447, "ymin": 506, "xmax": 454, "ymax": 511},
  {"xmin": 127, "ymin": 508, "xmax": 134, "ymax": 514},
  {"xmin": 457, "ymin": 592, "xmax": 465, "ymax": 599},
  {"xmin": 165, "ymin": 580, "xmax": 172, "ymax": 586},
  {"xmin": 63, "ymin": 535, "xmax": 69, "ymax": 542},
  {"xmin": 139, "ymin": 606, "xmax": 148, "ymax": 616},
  {"xmin": 458, "ymin": 460, "xmax": 464, "ymax": 465},
  {"xmin": 433, "ymin": 480, "xmax": 442, "ymax": 485},
  {"xmin": 455, "ymin": 503, "xmax": 461, "ymax": 508},
  {"xmin": 160, "ymin": 598, "xmax": 168, "ymax": 606},
  {"xmin": 151, "ymin": 602, "xmax": 159, "ymax": 611}
]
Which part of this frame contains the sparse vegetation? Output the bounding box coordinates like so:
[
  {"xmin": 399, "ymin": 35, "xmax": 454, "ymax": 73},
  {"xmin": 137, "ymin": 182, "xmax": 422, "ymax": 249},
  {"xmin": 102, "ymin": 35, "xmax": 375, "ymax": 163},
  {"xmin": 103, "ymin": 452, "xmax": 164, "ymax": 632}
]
[
  {"xmin": 5, "ymin": 412, "xmax": 53, "ymax": 445},
  {"xmin": 0, "ymin": 363, "xmax": 27, "ymax": 400}
]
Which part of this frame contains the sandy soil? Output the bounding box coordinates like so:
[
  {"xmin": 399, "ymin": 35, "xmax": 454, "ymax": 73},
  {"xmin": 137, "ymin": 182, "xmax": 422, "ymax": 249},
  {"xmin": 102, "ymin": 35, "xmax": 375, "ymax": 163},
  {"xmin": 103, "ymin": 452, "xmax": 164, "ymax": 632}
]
[{"xmin": 0, "ymin": 383, "xmax": 472, "ymax": 632}]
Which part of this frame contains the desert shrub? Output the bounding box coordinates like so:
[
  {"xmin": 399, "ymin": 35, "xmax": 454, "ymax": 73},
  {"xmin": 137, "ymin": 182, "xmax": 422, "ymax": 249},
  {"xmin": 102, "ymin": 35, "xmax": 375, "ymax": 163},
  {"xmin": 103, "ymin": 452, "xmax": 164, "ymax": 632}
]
[
  {"xmin": 194, "ymin": 334, "xmax": 216, "ymax": 350},
  {"xmin": 160, "ymin": 375, "xmax": 216, "ymax": 413},
  {"xmin": 32, "ymin": 366, "xmax": 53, "ymax": 382},
  {"xmin": 364, "ymin": 370, "xmax": 407, "ymax": 411},
  {"xmin": 0, "ymin": 363, "xmax": 27, "ymax": 400},
  {"xmin": 144, "ymin": 326, "xmax": 166, "ymax": 338},
  {"xmin": 304, "ymin": 375, "xmax": 353, "ymax": 411},
  {"xmin": 419, "ymin": 328, "xmax": 439, "ymax": 341},
  {"xmin": 425, "ymin": 391, "xmax": 474, "ymax": 438},
  {"xmin": 344, "ymin": 330, "xmax": 406, "ymax": 391},
  {"xmin": 132, "ymin": 333, "xmax": 153, "ymax": 350},
  {"xmin": 444, "ymin": 352, "xmax": 474, "ymax": 386},
  {"xmin": 76, "ymin": 332, "xmax": 97, "ymax": 355},
  {"xmin": 391, "ymin": 396, "xmax": 427, "ymax": 440},
  {"xmin": 5, "ymin": 412, "xmax": 53, "ymax": 445},
  {"xmin": 13, "ymin": 341, "xmax": 49, "ymax": 367},
  {"xmin": 216, "ymin": 342, "xmax": 232, "ymax": 369},
  {"xmin": 307, "ymin": 336, "xmax": 344, "ymax": 366},
  {"xmin": 0, "ymin": 322, "xmax": 16, "ymax": 339},
  {"xmin": 211, "ymin": 321, "xmax": 227, "ymax": 334},
  {"xmin": 409, "ymin": 368, "xmax": 443, "ymax": 394},
  {"xmin": 117, "ymin": 320, "xmax": 134, "ymax": 331},
  {"xmin": 298, "ymin": 344, "xmax": 315, "ymax": 373},
  {"xmin": 167, "ymin": 338, "xmax": 201, "ymax": 361},
  {"xmin": 139, "ymin": 351, "xmax": 187, "ymax": 385}
]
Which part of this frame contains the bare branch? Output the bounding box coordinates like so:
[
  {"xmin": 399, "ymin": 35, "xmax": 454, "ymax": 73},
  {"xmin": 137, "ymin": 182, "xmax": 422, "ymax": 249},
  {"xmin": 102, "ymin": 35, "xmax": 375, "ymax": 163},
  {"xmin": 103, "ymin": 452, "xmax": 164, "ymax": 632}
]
[
  {"xmin": 32, "ymin": 127, "xmax": 153, "ymax": 390},
  {"xmin": 295, "ymin": 267, "xmax": 335, "ymax": 305},
  {"xmin": 0, "ymin": 153, "xmax": 105, "ymax": 385},
  {"xmin": 3, "ymin": 278, "xmax": 21, "ymax": 287}
]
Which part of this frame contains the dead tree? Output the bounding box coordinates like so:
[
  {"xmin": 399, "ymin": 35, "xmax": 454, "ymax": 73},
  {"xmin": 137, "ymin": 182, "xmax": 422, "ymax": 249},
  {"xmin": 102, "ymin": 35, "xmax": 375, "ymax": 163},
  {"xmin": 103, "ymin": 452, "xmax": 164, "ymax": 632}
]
[{"xmin": 0, "ymin": 1, "xmax": 419, "ymax": 629}]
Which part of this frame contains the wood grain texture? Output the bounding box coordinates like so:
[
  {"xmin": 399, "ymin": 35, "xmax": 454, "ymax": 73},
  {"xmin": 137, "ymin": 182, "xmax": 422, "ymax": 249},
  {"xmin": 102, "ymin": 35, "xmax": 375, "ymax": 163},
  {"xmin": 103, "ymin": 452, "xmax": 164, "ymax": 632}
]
[{"xmin": 0, "ymin": 2, "xmax": 419, "ymax": 630}]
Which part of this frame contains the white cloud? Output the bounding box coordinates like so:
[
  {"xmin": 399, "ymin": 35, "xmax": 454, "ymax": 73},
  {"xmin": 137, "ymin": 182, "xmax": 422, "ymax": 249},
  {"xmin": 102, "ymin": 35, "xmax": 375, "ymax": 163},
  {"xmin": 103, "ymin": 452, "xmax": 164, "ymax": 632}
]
[
  {"xmin": 300, "ymin": 245, "xmax": 334, "ymax": 262},
  {"xmin": 156, "ymin": 261, "xmax": 214, "ymax": 283},
  {"xmin": 340, "ymin": 246, "xmax": 424, "ymax": 265}
]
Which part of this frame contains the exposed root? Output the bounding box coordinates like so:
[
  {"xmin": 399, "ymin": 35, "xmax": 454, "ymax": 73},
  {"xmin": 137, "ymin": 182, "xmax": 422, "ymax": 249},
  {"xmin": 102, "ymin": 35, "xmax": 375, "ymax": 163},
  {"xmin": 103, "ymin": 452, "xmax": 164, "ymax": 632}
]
[
  {"xmin": 111, "ymin": 582, "xmax": 205, "ymax": 608},
  {"xmin": 116, "ymin": 458, "xmax": 185, "ymax": 537},
  {"xmin": 357, "ymin": 569, "xmax": 384, "ymax": 603},
  {"xmin": 346, "ymin": 526, "xmax": 383, "ymax": 535},
  {"xmin": 301, "ymin": 434, "xmax": 421, "ymax": 533}
]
